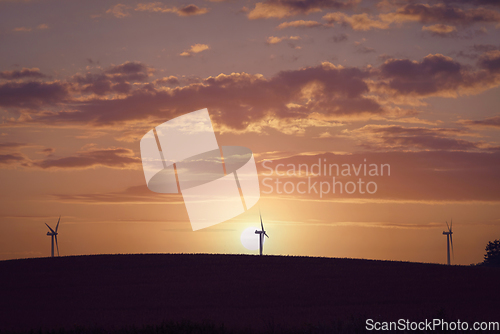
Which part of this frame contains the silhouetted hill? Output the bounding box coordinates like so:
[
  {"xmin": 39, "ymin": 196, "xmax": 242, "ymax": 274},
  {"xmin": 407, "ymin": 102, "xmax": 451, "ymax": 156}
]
[{"xmin": 0, "ymin": 254, "xmax": 498, "ymax": 333}]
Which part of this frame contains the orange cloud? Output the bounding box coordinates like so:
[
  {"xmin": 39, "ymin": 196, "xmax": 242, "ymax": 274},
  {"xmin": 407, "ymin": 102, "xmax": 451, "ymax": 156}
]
[
  {"xmin": 320, "ymin": 3, "xmax": 500, "ymax": 32},
  {"xmin": 179, "ymin": 44, "xmax": 210, "ymax": 57},
  {"xmin": 277, "ymin": 20, "xmax": 322, "ymax": 29},
  {"xmin": 266, "ymin": 35, "xmax": 301, "ymax": 44},
  {"xmin": 11, "ymin": 24, "xmax": 49, "ymax": 32},
  {"xmin": 380, "ymin": 3, "xmax": 500, "ymax": 26},
  {"xmin": 422, "ymin": 24, "xmax": 457, "ymax": 36},
  {"xmin": 12, "ymin": 27, "xmax": 32, "ymax": 32},
  {"xmin": 247, "ymin": 0, "xmax": 358, "ymax": 20},
  {"xmin": 460, "ymin": 116, "xmax": 500, "ymax": 129},
  {"xmin": 323, "ymin": 12, "xmax": 390, "ymax": 30},
  {"xmin": 31, "ymin": 147, "xmax": 140, "ymax": 169},
  {"xmin": 8, "ymin": 63, "xmax": 379, "ymax": 133},
  {"xmin": 106, "ymin": 3, "xmax": 209, "ymax": 18},
  {"xmin": 153, "ymin": 76, "xmax": 180, "ymax": 86},
  {"xmin": 3, "ymin": 55, "xmax": 500, "ymax": 136},
  {"xmin": 135, "ymin": 3, "xmax": 208, "ymax": 16},
  {"xmin": 0, "ymin": 68, "xmax": 46, "ymax": 80},
  {"xmin": 105, "ymin": 4, "xmax": 131, "ymax": 18}
]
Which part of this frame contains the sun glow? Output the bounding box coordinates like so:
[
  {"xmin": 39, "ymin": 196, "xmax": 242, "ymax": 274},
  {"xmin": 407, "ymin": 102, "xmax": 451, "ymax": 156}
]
[{"xmin": 240, "ymin": 226, "xmax": 263, "ymax": 251}]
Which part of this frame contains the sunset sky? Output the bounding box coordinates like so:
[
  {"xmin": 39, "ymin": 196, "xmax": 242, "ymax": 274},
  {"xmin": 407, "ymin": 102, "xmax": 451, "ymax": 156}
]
[{"xmin": 1, "ymin": 0, "xmax": 499, "ymax": 265}]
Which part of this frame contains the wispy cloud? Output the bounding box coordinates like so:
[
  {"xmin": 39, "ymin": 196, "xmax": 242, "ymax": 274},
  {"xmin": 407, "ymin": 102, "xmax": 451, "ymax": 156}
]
[
  {"xmin": 179, "ymin": 44, "xmax": 210, "ymax": 57},
  {"xmin": 323, "ymin": 12, "xmax": 390, "ymax": 30},
  {"xmin": 135, "ymin": 3, "xmax": 209, "ymax": 16},
  {"xmin": 12, "ymin": 24, "xmax": 49, "ymax": 32},
  {"xmin": 52, "ymin": 185, "xmax": 183, "ymax": 204},
  {"xmin": 0, "ymin": 68, "xmax": 46, "ymax": 80},
  {"xmin": 106, "ymin": 3, "xmax": 209, "ymax": 18},
  {"xmin": 266, "ymin": 35, "xmax": 300, "ymax": 45},
  {"xmin": 277, "ymin": 20, "xmax": 322, "ymax": 29},
  {"xmin": 12, "ymin": 27, "xmax": 32, "ymax": 32},
  {"xmin": 247, "ymin": 0, "xmax": 359, "ymax": 20},
  {"xmin": 342, "ymin": 124, "xmax": 484, "ymax": 151},
  {"xmin": 356, "ymin": 45, "xmax": 376, "ymax": 54},
  {"xmin": 478, "ymin": 50, "xmax": 500, "ymax": 72},
  {"xmin": 460, "ymin": 115, "xmax": 500, "ymax": 128},
  {"xmin": 31, "ymin": 147, "xmax": 141, "ymax": 169},
  {"xmin": 320, "ymin": 3, "xmax": 500, "ymax": 32},
  {"xmin": 380, "ymin": 3, "xmax": 500, "ymax": 26},
  {"xmin": 0, "ymin": 142, "xmax": 29, "ymax": 167},
  {"xmin": 422, "ymin": 24, "xmax": 457, "ymax": 36},
  {"xmin": 105, "ymin": 4, "xmax": 131, "ymax": 18},
  {"xmin": 332, "ymin": 33, "xmax": 348, "ymax": 42}
]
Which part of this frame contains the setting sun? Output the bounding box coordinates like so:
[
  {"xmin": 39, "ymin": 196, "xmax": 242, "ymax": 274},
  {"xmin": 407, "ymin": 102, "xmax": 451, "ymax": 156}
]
[{"xmin": 241, "ymin": 226, "xmax": 261, "ymax": 251}]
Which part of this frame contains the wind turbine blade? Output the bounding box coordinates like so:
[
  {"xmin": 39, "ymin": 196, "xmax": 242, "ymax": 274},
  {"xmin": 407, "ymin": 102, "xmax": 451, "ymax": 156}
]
[
  {"xmin": 450, "ymin": 219, "xmax": 452, "ymax": 232},
  {"xmin": 56, "ymin": 216, "xmax": 61, "ymax": 232},
  {"xmin": 445, "ymin": 221, "xmax": 450, "ymax": 231},
  {"xmin": 45, "ymin": 223, "xmax": 55, "ymax": 233},
  {"xmin": 264, "ymin": 232, "xmax": 269, "ymax": 238},
  {"xmin": 260, "ymin": 210, "xmax": 264, "ymax": 231},
  {"xmin": 55, "ymin": 235, "xmax": 59, "ymax": 256}
]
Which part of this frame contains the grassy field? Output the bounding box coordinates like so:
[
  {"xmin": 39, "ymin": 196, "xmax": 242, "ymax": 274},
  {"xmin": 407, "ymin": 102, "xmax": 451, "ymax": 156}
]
[{"xmin": 0, "ymin": 254, "xmax": 498, "ymax": 333}]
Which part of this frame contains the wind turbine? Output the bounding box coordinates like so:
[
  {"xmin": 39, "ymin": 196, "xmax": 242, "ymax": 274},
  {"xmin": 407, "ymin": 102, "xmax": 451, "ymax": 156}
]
[
  {"xmin": 46, "ymin": 216, "xmax": 61, "ymax": 257},
  {"xmin": 255, "ymin": 211, "xmax": 269, "ymax": 256},
  {"xmin": 442, "ymin": 219, "xmax": 454, "ymax": 265}
]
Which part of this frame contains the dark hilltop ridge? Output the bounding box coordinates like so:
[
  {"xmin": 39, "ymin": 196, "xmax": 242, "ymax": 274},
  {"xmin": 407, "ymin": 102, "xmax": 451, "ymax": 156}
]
[{"xmin": 0, "ymin": 254, "xmax": 498, "ymax": 333}]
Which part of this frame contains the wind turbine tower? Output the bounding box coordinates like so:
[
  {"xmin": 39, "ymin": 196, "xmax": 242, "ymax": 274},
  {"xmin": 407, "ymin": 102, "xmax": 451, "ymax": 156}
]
[
  {"xmin": 442, "ymin": 219, "xmax": 454, "ymax": 265},
  {"xmin": 46, "ymin": 216, "xmax": 61, "ymax": 257},
  {"xmin": 255, "ymin": 211, "xmax": 269, "ymax": 256}
]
